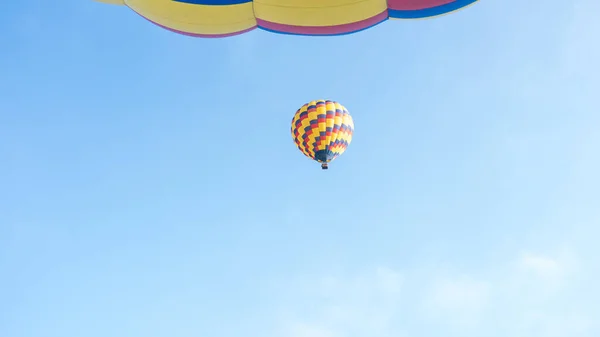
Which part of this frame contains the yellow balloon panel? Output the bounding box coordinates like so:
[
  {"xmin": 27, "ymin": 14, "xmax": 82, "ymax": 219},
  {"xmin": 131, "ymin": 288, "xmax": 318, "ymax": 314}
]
[
  {"xmin": 94, "ymin": 0, "xmax": 479, "ymax": 37},
  {"xmin": 124, "ymin": 0, "xmax": 256, "ymax": 36},
  {"xmin": 254, "ymin": 0, "xmax": 387, "ymax": 26}
]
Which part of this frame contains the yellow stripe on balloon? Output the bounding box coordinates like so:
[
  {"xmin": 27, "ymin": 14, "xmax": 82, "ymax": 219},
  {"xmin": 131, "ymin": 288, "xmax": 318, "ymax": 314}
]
[
  {"xmin": 316, "ymin": 102, "xmax": 326, "ymax": 152},
  {"xmin": 125, "ymin": 0, "xmax": 256, "ymax": 35},
  {"xmin": 253, "ymin": 0, "xmax": 387, "ymax": 26},
  {"xmin": 306, "ymin": 105, "xmax": 319, "ymax": 157}
]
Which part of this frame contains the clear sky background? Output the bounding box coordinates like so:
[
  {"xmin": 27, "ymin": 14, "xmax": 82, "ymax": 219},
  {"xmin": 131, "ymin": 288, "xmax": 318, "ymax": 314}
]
[{"xmin": 1, "ymin": 0, "xmax": 599, "ymax": 336}]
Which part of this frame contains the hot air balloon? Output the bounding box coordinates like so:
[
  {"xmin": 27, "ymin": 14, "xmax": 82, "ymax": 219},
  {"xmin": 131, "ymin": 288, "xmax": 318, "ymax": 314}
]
[
  {"xmin": 94, "ymin": 0, "xmax": 479, "ymax": 38},
  {"xmin": 291, "ymin": 100, "xmax": 354, "ymax": 170}
]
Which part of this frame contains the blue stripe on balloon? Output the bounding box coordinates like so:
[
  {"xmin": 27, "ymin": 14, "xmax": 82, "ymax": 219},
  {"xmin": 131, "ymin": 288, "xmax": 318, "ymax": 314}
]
[
  {"xmin": 172, "ymin": 0, "xmax": 251, "ymax": 5},
  {"xmin": 389, "ymin": 0, "xmax": 477, "ymax": 19}
]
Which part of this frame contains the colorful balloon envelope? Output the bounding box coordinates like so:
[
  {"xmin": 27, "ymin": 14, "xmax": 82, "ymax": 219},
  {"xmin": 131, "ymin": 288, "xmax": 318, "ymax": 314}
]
[
  {"xmin": 94, "ymin": 0, "xmax": 479, "ymax": 38},
  {"xmin": 291, "ymin": 100, "xmax": 354, "ymax": 170}
]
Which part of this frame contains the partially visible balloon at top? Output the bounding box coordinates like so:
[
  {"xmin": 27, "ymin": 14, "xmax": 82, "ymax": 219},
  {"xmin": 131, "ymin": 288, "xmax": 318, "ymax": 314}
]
[{"xmin": 94, "ymin": 0, "xmax": 479, "ymax": 38}]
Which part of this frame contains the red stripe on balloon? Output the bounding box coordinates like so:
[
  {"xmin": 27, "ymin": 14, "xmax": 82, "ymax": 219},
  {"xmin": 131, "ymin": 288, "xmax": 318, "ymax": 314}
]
[
  {"xmin": 257, "ymin": 10, "xmax": 388, "ymax": 36},
  {"xmin": 387, "ymin": 0, "xmax": 455, "ymax": 10},
  {"xmin": 132, "ymin": 8, "xmax": 257, "ymax": 38}
]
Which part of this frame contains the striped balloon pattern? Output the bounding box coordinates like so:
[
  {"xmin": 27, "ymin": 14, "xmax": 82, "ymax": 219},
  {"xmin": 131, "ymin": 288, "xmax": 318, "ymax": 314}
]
[
  {"xmin": 291, "ymin": 100, "xmax": 354, "ymax": 168},
  {"xmin": 94, "ymin": 0, "xmax": 479, "ymax": 38}
]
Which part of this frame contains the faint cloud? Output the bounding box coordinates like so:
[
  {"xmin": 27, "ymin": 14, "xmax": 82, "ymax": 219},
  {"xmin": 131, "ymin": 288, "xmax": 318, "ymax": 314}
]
[
  {"xmin": 421, "ymin": 275, "xmax": 491, "ymax": 328},
  {"xmin": 278, "ymin": 267, "xmax": 404, "ymax": 337},
  {"xmin": 519, "ymin": 252, "xmax": 562, "ymax": 276},
  {"xmin": 535, "ymin": 313, "xmax": 593, "ymax": 337},
  {"xmin": 425, "ymin": 277, "xmax": 490, "ymax": 311},
  {"xmin": 374, "ymin": 267, "xmax": 403, "ymax": 295},
  {"xmin": 272, "ymin": 246, "xmax": 593, "ymax": 337},
  {"xmin": 514, "ymin": 249, "xmax": 578, "ymax": 293}
]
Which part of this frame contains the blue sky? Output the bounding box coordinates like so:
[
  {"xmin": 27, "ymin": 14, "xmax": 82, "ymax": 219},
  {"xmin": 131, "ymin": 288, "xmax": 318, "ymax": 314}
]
[{"xmin": 1, "ymin": 0, "xmax": 599, "ymax": 336}]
